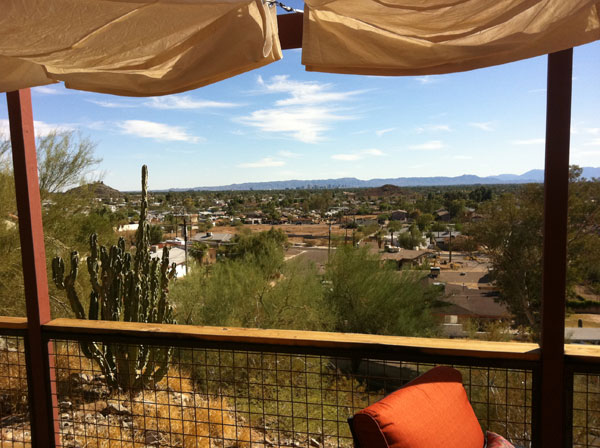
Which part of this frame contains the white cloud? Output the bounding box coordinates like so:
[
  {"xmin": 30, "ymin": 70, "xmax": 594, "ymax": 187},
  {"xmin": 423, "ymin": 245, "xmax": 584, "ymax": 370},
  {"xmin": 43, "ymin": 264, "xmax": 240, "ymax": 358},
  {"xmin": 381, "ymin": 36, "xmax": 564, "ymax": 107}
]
[
  {"xmin": 278, "ymin": 150, "xmax": 301, "ymax": 158},
  {"xmin": 375, "ymin": 128, "xmax": 396, "ymax": 137},
  {"xmin": 511, "ymin": 138, "xmax": 545, "ymax": 145},
  {"xmin": 332, "ymin": 153, "xmax": 362, "ymax": 161},
  {"xmin": 409, "ymin": 140, "xmax": 445, "ymax": 151},
  {"xmin": 572, "ymin": 148, "xmax": 600, "ymax": 157},
  {"xmin": 331, "ymin": 148, "xmax": 385, "ymax": 161},
  {"xmin": 414, "ymin": 76, "xmax": 437, "ymax": 85},
  {"xmin": 0, "ymin": 119, "xmax": 74, "ymax": 137},
  {"xmin": 416, "ymin": 124, "xmax": 451, "ymax": 133},
  {"xmin": 585, "ymin": 138, "xmax": 600, "ymax": 147},
  {"xmin": 1, "ymin": 119, "xmax": 10, "ymax": 136},
  {"xmin": 89, "ymin": 95, "xmax": 238, "ymax": 110},
  {"xmin": 144, "ymin": 96, "xmax": 238, "ymax": 110},
  {"xmin": 453, "ymin": 155, "xmax": 473, "ymax": 160},
  {"xmin": 362, "ymin": 148, "xmax": 385, "ymax": 156},
  {"xmin": 118, "ymin": 120, "xmax": 201, "ymax": 143},
  {"xmin": 88, "ymin": 99, "xmax": 137, "ymax": 108},
  {"xmin": 32, "ymin": 85, "xmax": 64, "ymax": 95},
  {"xmin": 238, "ymin": 76, "xmax": 363, "ymax": 143},
  {"xmin": 237, "ymin": 106, "xmax": 353, "ymax": 144},
  {"xmin": 257, "ymin": 75, "xmax": 364, "ymax": 106},
  {"xmin": 238, "ymin": 157, "xmax": 285, "ymax": 168},
  {"xmin": 529, "ymin": 88, "xmax": 546, "ymax": 94},
  {"xmin": 469, "ymin": 122, "xmax": 495, "ymax": 131},
  {"xmin": 34, "ymin": 121, "xmax": 75, "ymax": 136},
  {"xmin": 585, "ymin": 128, "xmax": 600, "ymax": 135}
]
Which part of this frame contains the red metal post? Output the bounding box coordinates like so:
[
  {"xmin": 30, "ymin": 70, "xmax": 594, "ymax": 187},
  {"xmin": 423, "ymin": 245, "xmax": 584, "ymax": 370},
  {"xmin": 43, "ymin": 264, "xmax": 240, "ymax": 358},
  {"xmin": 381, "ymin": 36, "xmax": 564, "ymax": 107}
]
[
  {"xmin": 540, "ymin": 49, "xmax": 573, "ymax": 448},
  {"xmin": 7, "ymin": 89, "xmax": 60, "ymax": 447}
]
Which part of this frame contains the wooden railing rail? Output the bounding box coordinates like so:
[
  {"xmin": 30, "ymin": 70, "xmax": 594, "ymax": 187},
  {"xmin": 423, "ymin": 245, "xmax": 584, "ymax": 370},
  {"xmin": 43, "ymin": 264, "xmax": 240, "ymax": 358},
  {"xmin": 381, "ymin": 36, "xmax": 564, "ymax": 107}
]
[
  {"xmin": 42, "ymin": 318, "xmax": 541, "ymax": 367},
  {"xmin": 0, "ymin": 316, "xmax": 28, "ymax": 331},
  {"xmin": 8, "ymin": 317, "xmax": 600, "ymax": 368}
]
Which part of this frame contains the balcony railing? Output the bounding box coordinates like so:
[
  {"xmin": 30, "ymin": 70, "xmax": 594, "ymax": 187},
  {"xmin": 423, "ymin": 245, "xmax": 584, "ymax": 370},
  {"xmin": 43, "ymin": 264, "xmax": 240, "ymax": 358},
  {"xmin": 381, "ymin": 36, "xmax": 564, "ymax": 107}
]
[{"xmin": 1, "ymin": 317, "xmax": 599, "ymax": 448}]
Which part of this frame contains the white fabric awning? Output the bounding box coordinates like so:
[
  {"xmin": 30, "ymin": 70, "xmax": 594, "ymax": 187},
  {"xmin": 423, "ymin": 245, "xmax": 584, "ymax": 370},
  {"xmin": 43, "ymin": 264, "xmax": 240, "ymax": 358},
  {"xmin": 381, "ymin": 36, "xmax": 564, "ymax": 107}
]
[
  {"xmin": 2, "ymin": 0, "xmax": 600, "ymax": 96},
  {"xmin": 0, "ymin": 0, "xmax": 282, "ymax": 96},
  {"xmin": 302, "ymin": 0, "xmax": 600, "ymax": 76}
]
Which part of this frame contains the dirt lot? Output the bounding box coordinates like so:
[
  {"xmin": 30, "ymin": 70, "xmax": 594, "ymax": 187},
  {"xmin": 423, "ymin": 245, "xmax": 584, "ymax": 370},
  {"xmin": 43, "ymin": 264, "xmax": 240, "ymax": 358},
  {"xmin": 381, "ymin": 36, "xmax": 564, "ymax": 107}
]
[{"xmin": 216, "ymin": 223, "xmax": 345, "ymax": 235}]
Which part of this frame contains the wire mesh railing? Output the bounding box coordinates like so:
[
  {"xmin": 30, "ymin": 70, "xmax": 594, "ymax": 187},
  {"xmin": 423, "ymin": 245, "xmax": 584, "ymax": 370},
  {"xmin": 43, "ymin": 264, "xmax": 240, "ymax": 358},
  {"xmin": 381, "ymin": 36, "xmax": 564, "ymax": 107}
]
[
  {"xmin": 0, "ymin": 331, "xmax": 30, "ymax": 448},
  {"xmin": 15, "ymin": 318, "xmax": 600, "ymax": 448},
  {"xmin": 47, "ymin": 337, "xmax": 535, "ymax": 448},
  {"xmin": 572, "ymin": 371, "xmax": 600, "ymax": 448}
]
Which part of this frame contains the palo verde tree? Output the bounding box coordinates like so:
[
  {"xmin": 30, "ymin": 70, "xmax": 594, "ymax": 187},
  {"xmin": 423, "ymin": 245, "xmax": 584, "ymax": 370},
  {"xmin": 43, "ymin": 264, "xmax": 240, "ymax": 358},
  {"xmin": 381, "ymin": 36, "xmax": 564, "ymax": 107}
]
[
  {"xmin": 325, "ymin": 245, "xmax": 439, "ymax": 336},
  {"xmin": 0, "ymin": 131, "xmax": 103, "ymax": 317},
  {"xmin": 52, "ymin": 165, "xmax": 177, "ymax": 390}
]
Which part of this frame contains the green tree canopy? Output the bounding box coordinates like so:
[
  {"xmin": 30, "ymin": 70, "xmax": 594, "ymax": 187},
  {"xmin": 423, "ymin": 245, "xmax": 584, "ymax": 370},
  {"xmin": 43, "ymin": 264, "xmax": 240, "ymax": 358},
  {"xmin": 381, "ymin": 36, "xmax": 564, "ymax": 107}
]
[
  {"xmin": 470, "ymin": 166, "xmax": 600, "ymax": 333},
  {"xmin": 324, "ymin": 245, "xmax": 438, "ymax": 336}
]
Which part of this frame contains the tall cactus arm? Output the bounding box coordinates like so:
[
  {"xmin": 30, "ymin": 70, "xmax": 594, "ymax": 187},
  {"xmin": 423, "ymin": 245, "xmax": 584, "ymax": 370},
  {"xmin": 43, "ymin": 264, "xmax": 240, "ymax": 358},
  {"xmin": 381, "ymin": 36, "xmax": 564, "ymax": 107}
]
[
  {"xmin": 52, "ymin": 257, "xmax": 66, "ymax": 289},
  {"xmin": 52, "ymin": 252, "xmax": 86, "ymax": 319},
  {"xmin": 134, "ymin": 165, "xmax": 149, "ymax": 275},
  {"xmin": 87, "ymin": 234, "xmax": 103, "ymax": 300},
  {"xmin": 88, "ymin": 291, "xmax": 99, "ymax": 320}
]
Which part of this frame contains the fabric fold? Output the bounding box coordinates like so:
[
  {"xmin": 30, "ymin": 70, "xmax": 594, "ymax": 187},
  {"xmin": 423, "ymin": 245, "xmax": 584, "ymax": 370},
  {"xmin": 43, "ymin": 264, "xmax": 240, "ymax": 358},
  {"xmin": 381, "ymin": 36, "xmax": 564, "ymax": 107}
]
[
  {"xmin": 302, "ymin": 0, "xmax": 600, "ymax": 76},
  {"xmin": 0, "ymin": 0, "xmax": 282, "ymax": 96}
]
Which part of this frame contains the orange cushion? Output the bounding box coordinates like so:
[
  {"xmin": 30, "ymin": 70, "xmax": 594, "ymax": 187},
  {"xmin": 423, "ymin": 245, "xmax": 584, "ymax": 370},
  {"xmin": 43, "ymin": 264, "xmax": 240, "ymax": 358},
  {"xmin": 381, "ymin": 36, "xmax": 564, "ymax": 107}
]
[{"xmin": 351, "ymin": 366, "xmax": 484, "ymax": 448}]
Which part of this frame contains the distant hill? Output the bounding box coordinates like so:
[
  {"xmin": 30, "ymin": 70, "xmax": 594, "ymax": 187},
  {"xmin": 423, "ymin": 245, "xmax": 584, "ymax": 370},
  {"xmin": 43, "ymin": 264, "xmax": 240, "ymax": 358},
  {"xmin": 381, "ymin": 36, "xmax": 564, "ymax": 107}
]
[
  {"xmin": 168, "ymin": 168, "xmax": 595, "ymax": 191},
  {"xmin": 363, "ymin": 184, "xmax": 405, "ymax": 197},
  {"xmin": 67, "ymin": 181, "xmax": 123, "ymax": 199}
]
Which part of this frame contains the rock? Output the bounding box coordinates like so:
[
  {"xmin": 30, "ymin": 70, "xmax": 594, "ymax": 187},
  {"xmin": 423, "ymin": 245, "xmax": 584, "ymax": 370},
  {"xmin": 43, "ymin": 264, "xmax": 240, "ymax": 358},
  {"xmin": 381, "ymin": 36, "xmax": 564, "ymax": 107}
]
[
  {"xmin": 81, "ymin": 373, "xmax": 93, "ymax": 383},
  {"xmin": 0, "ymin": 414, "xmax": 27, "ymax": 426},
  {"xmin": 170, "ymin": 391, "xmax": 193, "ymax": 406},
  {"xmin": 59, "ymin": 400, "xmax": 73, "ymax": 410},
  {"xmin": 101, "ymin": 401, "xmax": 132, "ymax": 417},
  {"xmin": 144, "ymin": 430, "xmax": 162, "ymax": 445}
]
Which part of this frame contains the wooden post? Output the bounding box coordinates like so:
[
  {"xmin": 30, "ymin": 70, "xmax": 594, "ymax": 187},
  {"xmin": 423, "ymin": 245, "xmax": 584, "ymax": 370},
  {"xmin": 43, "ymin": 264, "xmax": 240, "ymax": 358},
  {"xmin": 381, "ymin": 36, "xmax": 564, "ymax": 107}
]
[
  {"xmin": 7, "ymin": 89, "xmax": 60, "ymax": 448},
  {"xmin": 277, "ymin": 12, "xmax": 303, "ymax": 50},
  {"xmin": 540, "ymin": 49, "xmax": 572, "ymax": 448}
]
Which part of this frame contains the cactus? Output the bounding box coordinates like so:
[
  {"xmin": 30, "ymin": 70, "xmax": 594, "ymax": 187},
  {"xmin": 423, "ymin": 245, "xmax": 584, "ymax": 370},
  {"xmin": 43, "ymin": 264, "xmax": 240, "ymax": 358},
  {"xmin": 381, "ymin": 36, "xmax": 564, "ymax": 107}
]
[{"xmin": 52, "ymin": 165, "xmax": 177, "ymax": 390}]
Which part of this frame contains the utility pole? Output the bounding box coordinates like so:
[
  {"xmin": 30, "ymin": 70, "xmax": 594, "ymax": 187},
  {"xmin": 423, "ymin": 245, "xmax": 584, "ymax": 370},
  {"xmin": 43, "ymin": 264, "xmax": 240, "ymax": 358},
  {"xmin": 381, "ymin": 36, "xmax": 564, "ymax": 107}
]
[
  {"xmin": 183, "ymin": 217, "xmax": 188, "ymax": 275},
  {"xmin": 177, "ymin": 215, "xmax": 189, "ymax": 275},
  {"xmin": 328, "ymin": 220, "xmax": 332, "ymax": 257},
  {"xmin": 448, "ymin": 227, "xmax": 453, "ymax": 263},
  {"xmin": 344, "ymin": 215, "xmax": 348, "ymax": 245}
]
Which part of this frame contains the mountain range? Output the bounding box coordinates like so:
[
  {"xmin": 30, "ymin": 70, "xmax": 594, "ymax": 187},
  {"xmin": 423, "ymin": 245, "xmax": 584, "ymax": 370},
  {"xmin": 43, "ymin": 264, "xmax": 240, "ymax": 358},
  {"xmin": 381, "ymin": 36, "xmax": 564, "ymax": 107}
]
[{"xmin": 167, "ymin": 167, "xmax": 600, "ymax": 192}]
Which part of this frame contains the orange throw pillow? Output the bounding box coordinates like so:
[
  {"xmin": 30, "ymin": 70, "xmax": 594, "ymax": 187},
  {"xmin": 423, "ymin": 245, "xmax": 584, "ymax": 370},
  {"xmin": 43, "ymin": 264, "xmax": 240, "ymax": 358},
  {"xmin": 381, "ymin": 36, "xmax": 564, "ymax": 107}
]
[{"xmin": 350, "ymin": 366, "xmax": 484, "ymax": 448}]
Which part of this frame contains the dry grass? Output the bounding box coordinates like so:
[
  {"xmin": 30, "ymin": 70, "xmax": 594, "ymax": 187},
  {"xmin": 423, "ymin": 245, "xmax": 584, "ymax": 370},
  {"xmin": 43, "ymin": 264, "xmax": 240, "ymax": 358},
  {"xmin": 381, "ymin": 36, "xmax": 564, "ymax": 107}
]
[
  {"xmin": 0, "ymin": 344, "xmax": 28, "ymax": 418},
  {"xmin": 1, "ymin": 341, "xmax": 541, "ymax": 448},
  {"xmin": 51, "ymin": 344, "xmax": 261, "ymax": 447},
  {"xmin": 1, "ymin": 343, "xmax": 263, "ymax": 448},
  {"xmin": 566, "ymin": 313, "xmax": 600, "ymax": 328}
]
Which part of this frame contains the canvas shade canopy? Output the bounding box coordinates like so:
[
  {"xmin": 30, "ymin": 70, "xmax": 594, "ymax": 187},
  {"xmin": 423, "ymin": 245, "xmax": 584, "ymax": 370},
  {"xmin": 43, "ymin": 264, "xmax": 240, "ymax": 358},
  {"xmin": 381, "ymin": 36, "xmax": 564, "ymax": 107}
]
[
  {"xmin": 0, "ymin": 0, "xmax": 281, "ymax": 96},
  {"xmin": 1, "ymin": 0, "xmax": 600, "ymax": 96},
  {"xmin": 301, "ymin": 0, "xmax": 600, "ymax": 76}
]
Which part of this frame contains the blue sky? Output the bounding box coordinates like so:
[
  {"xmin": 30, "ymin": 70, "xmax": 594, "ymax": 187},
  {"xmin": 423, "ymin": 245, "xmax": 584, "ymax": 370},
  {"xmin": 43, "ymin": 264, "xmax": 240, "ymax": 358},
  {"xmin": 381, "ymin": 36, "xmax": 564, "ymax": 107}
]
[{"xmin": 1, "ymin": 23, "xmax": 599, "ymax": 191}]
